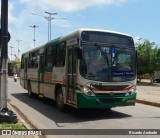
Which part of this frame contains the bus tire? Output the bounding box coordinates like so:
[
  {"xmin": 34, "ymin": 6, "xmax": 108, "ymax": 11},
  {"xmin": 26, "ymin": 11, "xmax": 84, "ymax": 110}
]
[
  {"xmin": 28, "ymin": 82, "xmax": 34, "ymax": 98},
  {"xmin": 56, "ymin": 88, "xmax": 65, "ymax": 112}
]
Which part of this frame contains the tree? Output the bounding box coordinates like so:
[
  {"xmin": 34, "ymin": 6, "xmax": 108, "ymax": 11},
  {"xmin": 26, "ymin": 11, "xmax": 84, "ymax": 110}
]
[
  {"xmin": 136, "ymin": 40, "xmax": 160, "ymax": 82},
  {"xmin": 137, "ymin": 40, "xmax": 154, "ymax": 74},
  {"xmin": 154, "ymin": 48, "xmax": 160, "ymax": 71},
  {"xmin": 11, "ymin": 57, "xmax": 21, "ymax": 74}
]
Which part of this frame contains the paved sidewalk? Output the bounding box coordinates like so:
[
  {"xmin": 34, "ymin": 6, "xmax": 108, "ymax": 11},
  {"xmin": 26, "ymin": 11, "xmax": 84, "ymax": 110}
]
[{"xmin": 136, "ymin": 79, "xmax": 160, "ymax": 107}]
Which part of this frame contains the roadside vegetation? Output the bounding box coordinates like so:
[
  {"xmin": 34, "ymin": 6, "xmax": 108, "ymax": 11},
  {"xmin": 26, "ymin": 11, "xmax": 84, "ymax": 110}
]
[
  {"xmin": 136, "ymin": 40, "xmax": 160, "ymax": 82},
  {"xmin": 8, "ymin": 56, "xmax": 21, "ymax": 76},
  {"xmin": 0, "ymin": 122, "xmax": 25, "ymax": 129}
]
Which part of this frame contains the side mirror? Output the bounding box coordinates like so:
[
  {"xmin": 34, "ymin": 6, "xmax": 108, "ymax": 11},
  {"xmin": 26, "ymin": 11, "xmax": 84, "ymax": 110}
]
[{"xmin": 74, "ymin": 47, "xmax": 82, "ymax": 59}]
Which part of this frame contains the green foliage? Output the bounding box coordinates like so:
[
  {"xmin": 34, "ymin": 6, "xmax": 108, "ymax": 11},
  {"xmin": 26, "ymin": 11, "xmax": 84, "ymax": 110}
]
[
  {"xmin": 0, "ymin": 122, "xmax": 25, "ymax": 129},
  {"xmin": 155, "ymin": 48, "xmax": 160, "ymax": 70},
  {"xmin": 10, "ymin": 57, "xmax": 21, "ymax": 73},
  {"xmin": 136, "ymin": 40, "xmax": 160, "ymax": 75}
]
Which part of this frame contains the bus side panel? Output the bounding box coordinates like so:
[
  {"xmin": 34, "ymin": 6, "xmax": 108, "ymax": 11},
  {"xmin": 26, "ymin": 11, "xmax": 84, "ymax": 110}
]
[
  {"xmin": 39, "ymin": 67, "xmax": 66, "ymax": 101},
  {"xmin": 43, "ymin": 83, "xmax": 55, "ymax": 100},
  {"xmin": 28, "ymin": 68, "xmax": 39, "ymax": 94},
  {"xmin": 40, "ymin": 67, "xmax": 55, "ymax": 99},
  {"xmin": 20, "ymin": 68, "xmax": 25, "ymax": 88},
  {"xmin": 51, "ymin": 67, "xmax": 66, "ymax": 101}
]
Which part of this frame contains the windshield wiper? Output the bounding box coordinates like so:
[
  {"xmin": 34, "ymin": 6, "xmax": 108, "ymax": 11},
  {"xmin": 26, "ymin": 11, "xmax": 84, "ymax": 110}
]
[{"xmin": 95, "ymin": 44, "xmax": 110, "ymax": 69}]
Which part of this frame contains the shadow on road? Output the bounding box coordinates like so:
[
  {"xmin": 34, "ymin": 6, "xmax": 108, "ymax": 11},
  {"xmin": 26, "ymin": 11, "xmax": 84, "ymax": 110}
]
[{"xmin": 11, "ymin": 93, "xmax": 132, "ymax": 125}]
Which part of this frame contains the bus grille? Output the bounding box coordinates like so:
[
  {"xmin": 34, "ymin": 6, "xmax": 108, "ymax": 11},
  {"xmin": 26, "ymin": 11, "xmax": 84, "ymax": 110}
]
[
  {"xmin": 95, "ymin": 93, "xmax": 126, "ymax": 97},
  {"xmin": 93, "ymin": 85, "xmax": 129, "ymax": 91},
  {"xmin": 100, "ymin": 98, "xmax": 122, "ymax": 104}
]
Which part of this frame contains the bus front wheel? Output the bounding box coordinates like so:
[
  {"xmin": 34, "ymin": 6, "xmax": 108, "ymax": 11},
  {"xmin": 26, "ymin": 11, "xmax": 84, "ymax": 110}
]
[{"xmin": 56, "ymin": 88, "xmax": 65, "ymax": 112}]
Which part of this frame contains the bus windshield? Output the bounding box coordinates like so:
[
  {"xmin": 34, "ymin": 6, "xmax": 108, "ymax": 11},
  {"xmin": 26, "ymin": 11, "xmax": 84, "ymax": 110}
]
[{"xmin": 80, "ymin": 44, "xmax": 136, "ymax": 82}]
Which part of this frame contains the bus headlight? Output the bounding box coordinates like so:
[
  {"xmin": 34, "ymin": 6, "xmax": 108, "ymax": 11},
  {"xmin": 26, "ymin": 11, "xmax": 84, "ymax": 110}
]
[
  {"xmin": 83, "ymin": 86, "xmax": 95, "ymax": 96},
  {"xmin": 125, "ymin": 86, "xmax": 136, "ymax": 96}
]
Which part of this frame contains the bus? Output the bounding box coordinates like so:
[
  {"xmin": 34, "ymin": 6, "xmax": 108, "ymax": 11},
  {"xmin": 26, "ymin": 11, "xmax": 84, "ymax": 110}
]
[{"xmin": 20, "ymin": 28, "xmax": 137, "ymax": 111}]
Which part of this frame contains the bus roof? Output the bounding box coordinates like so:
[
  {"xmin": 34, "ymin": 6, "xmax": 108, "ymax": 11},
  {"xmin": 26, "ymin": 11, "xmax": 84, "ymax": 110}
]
[
  {"xmin": 21, "ymin": 44, "xmax": 45, "ymax": 56},
  {"xmin": 80, "ymin": 28, "xmax": 132, "ymax": 36},
  {"xmin": 22, "ymin": 37, "xmax": 61, "ymax": 56},
  {"xmin": 61, "ymin": 28, "xmax": 132, "ymax": 39},
  {"xmin": 21, "ymin": 28, "xmax": 133, "ymax": 56}
]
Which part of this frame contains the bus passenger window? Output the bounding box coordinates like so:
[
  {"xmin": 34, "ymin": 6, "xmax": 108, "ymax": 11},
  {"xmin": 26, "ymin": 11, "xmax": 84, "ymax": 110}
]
[
  {"xmin": 56, "ymin": 43, "xmax": 66, "ymax": 67},
  {"xmin": 46, "ymin": 47, "xmax": 53, "ymax": 67},
  {"xmin": 28, "ymin": 54, "xmax": 33, "ymax": 68},
  {"xmin": 21, "ymin": 57, "xmax": 24, "ymax": 69}
]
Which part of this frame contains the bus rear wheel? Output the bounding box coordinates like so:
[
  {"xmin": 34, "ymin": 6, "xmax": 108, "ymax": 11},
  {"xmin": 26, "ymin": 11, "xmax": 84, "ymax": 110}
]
[{"xmin": 56, "ymin": 88, "xmax": 65, "ymax": 112}]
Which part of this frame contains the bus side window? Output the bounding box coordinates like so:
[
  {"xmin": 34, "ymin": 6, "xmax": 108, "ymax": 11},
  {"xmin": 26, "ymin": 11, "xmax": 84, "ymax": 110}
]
[
  {"xmin": 21, "ymin": 56, "xmax": 24, "ymax": 69},
  {"xmin": 55, "ymin": 42, "xmax": 66, "ymax": 67},
  {"xmin": 28, "ymin": 54, "xmax": 32, "ymax": 68},
  {"xmin": 40, "ymin": 56, "xmax": 45, "ymax": 72},
  {"xmin": 46, "ymin": 46, "xmax": 53, "ymax": 67},
  {"xmin": 52, "ymin": 46, "xmax": 56, "ymax": 66}
]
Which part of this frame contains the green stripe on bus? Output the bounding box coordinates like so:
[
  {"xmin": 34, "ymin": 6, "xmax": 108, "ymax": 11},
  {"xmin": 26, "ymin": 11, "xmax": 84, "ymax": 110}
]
[{"xmin": 30, "ymin": 80, "xmax": 66, "ymax": 87}]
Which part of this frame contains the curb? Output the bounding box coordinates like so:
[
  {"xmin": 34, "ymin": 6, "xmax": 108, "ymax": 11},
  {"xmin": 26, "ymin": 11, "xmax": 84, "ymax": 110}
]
[
  {"xmin": 136, "ymin": 99, "xmax": 160, "ymax": 107},
  {"xmin": 7, "ymin": 102, "xmax": 40, "ymax": 138}
]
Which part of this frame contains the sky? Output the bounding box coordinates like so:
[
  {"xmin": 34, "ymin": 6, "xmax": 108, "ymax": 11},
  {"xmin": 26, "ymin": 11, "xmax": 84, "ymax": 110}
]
[{"xmin": 1, "ymin": 0, "xmax": 160, "ymax": 60}]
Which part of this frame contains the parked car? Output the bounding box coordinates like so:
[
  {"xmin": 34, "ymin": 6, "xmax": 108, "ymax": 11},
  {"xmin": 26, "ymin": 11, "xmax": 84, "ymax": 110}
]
[{"xmin": 154, "ymin": 71, "xmax": 160, "ymax": 83}]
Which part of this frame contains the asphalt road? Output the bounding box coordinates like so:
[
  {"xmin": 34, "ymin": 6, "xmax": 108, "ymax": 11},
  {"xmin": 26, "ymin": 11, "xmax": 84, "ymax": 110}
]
[{"xmin": 7, "ymin": 77, "xmax": 160, "ymax": 138}]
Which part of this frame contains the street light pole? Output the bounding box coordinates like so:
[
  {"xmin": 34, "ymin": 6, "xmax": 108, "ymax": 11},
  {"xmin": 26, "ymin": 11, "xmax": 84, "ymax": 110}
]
[
  {"xmin": 31, "ymin": 12, "xmax": 66, "ymax": 41},
  {"xmin": 137, "ymin": 38, "xmax": 142, "ymax": 45},
  {"xmin": 16, "ymin": 40, "xmax": 22, "ymax": 58},
  {"xmin": 135, "ymin": 37, "xmax": 142, "ymax": 44},
  {"xmin": 0, "ymin": 0, "xmax": 17, "ymax": 123},
  {"xmin": 29, "ymin": 25, "xmax": 39, "ymax": 47},
  {"xmin": 0, "ymin": 0, "xmax": 8, "ymax": 109},
  {"xmin": 44, "ymin": 11, "xmax": 57, "ymax": 41},
  {"xmin": 9, "ymin": 46, "xmax": 14, "ymax": 61}
]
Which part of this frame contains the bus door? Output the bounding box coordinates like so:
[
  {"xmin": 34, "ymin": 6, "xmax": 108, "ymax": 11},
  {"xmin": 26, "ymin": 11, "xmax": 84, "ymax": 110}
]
[
  {"xmin": 24, "ymin": 58, "xmax": 28, "ymax": 89},
  {"xmin": 38, "ymin": 55, "xmax": 45, "ymax": 95},
  {"xmin": 67, "ymin": 45, "xmax": 78, "ymax": 104}
]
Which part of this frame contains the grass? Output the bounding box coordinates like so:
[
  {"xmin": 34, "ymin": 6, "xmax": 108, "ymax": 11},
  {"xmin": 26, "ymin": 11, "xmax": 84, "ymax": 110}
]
[{"xmin": 0, "ymin": 122, "xmax": 25, "ymax": 129}]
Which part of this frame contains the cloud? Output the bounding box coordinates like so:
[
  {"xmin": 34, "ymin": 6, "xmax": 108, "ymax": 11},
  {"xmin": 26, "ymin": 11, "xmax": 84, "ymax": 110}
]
[
  {"xmin": 0, "ymin": 1, "xmax": 18, "ymax": 23},
  {"xmin": 7, "ymin": 0, "xmax": 130, "ymax": 59},
  {"xmin": 20, "ymin": 0, "xmax": 128, "ymax": 12},
  {"xmin": 8, "ymin": 2, "xmax": 18, "ymax": 23}
]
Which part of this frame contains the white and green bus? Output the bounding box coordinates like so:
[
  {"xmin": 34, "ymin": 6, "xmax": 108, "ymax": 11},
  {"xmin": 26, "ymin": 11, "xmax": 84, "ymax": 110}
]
[{"xmin": 20, "ymin": 28, "xmax": 137, "ymax": 111}]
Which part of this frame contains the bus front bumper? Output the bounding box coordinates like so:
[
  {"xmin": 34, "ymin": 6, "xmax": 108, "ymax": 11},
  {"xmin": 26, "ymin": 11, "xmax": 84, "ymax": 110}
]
[{"xmin": 77, "ymin": 92, "xmax": 137, "ymax": 109}]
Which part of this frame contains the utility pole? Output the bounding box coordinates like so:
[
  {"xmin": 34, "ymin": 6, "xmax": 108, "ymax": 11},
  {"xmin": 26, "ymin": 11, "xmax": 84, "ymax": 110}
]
[
  {"xmin": 31, "ymin": 12, "xmax": 66, "ymax": 41},
  {"xmin": 44, "ymin": 11, "xmax": 57, "ymax": 41},
  {"xmin": 0, "ymin": 0, "xmax": 9, "ymax": 109},
  {"xmin": 9, "ymin": 46, "xmax": 14, "ymax": 61},
  {"xmin": 0, "ymin": 0, "xmax": 17, "ymax": 123},
  {"xmin": 16, "ymin": 40, "xmax": 22, "ymax": 58},
  {"xmin": 29, "ymin": 25, "xmax": 39, "ymax": 48}
]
